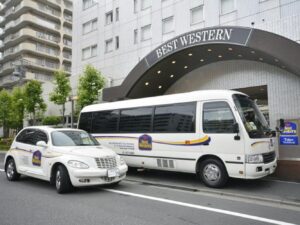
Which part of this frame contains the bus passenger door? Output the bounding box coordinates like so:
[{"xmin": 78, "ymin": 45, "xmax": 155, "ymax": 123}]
[{"xmin": 200, "ymin": 101, "xmax": 245, "ymax": 178}]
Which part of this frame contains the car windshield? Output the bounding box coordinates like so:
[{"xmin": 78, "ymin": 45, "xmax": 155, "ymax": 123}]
[
  {"xmin": 51, "ymin": 130, "xmax": 99, "ymax": 146},
  {"xmin": 233, "ymin": 94, "xmax": 270, "ymax": 139}
]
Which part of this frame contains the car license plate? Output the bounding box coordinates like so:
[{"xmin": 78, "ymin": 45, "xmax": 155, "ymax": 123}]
[{"xmin": 107, "ymin": 169, "xmax": 119, "ymax": 178}]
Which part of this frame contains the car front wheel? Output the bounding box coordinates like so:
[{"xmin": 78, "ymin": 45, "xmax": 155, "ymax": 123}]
[
  {"xmin": 55, "ymin": 165, "xmax": 73, "ymax": 194},
  {"xmin": 6, "ymin": 158, "xmax": 20, "ymax": 181}
]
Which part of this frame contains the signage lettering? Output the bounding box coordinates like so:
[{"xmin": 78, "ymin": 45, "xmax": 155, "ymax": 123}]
[{"xmin": 155, "ymin": 28, "xmax": 233, "ymax": 59}]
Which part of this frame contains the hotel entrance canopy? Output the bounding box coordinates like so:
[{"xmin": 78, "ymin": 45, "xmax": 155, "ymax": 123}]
[{"xmin": 103, "ymin": 26, "xmax": 300, "ymax": 101}]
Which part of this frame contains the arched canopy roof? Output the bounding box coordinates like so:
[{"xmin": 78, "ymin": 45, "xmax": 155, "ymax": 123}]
[{"xmin": 103, "ymin": 26, "xmax": 300, "ymax": 101}]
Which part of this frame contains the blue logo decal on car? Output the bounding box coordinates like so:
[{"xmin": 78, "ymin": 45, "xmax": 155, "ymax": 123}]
[{"xmin": 32, "ymin": 151, "xmax": 42, "ymax": 166}]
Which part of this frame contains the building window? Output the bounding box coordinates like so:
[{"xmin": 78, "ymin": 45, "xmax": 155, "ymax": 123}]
[
  {"xmin": 162, "ymin": 16, "xmax": 174, "ymax": 34},
  {"xmin": 203, "ymin": 101, "xmax": 235, "ymax": 133},
  {"xmin": 82, "ymin": 44, "xmax": 97, "ymax": 60},
  {"xmin": 83, "ymin": 0, "xmax": 97, "ymax": 10},
  {"xmin": 115, "ymin": 36, "xmax": 119, "ymax": 49},
  {"xmin": 105, "ymin": 11, "xmax": 113, "ymax": 25},
  {"xmin": 220, "ymin": 0, "xmax": 235, "ymax": 15},
  {"xmin": 134, "ymin": 0, "xmax": 138, "ymax": 13},
  {"xmin": 116, "ymin": 7, "xmax": 119, "ymax": 21},
  {"xmin": 141, "ymin": 24, "xmax": 151, "ymax": 41},
  {"xmin": 82, "ymin": 18, "xmax": 97, "ymax": 34},
  {"xmin": 105, "ymin": 39, "xmax": 113, "ymax": 53},
  {"xmin": 141, "ymin": 0, "xmax": 151, "ymax": 10},
  {"xmin": 134, "ymin": 29, "xmax": 138, "ymax": 44},
  {"xmin": 190, "ymin": 5, "xmax": 203, "ymax": 25}
]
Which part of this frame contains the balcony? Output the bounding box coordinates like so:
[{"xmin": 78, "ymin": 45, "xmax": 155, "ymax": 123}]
[
  {"xmin": 3, "ymin": 0, "xmax": 61, "ymax": 25},
  {"xmin": 63, "ymin": 0, "xmax": 72, "ymax": 13},
  {"xmin": 63, "ymin": 26, "xmax": 72, "ymax": 37},
  {"xmin": 1, "ymin": 41, "xmax": 60, "ymax": 63},
  {"xmin": 1, "ymin": 14, "xmax": 61, "ymax": 37},
  {"xmin": 1, "ymin": 28, "xmax": 60, "ymax": 51}
]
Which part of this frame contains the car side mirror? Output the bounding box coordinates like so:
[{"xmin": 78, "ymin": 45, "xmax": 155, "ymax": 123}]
[{"xmin": 36, "ymin": 141, "xmax": 48, "ymax": 148}]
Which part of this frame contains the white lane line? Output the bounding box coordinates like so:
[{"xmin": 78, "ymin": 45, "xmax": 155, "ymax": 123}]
[
  {"xmin": 104, "ymin": 189, "xmax": 295, "ymax": 225},
  {"xmin": 0, "ymin": 169, "xmax": 4, "ymax": 172}
]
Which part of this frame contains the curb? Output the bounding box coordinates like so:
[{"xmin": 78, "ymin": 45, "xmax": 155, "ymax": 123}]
[{"xmin": 125, "ymin": 178, "xmax": 300, "ymax": 209}]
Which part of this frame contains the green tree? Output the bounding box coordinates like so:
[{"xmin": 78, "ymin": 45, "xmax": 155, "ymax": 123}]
[
  {"xmin": 49, "ymin": 70, "xmax": 71, "ymax": 125},
  {"xmin": 77, "ymin": 64, "xmax": 106, "ymax": 109},
  {"xmin": 24, "ymin": 80, "xmax": 46, "ymax": 125},
  {"xmin": 0, "ymin": 90, "xmax": 12, "ymax": 137},
  {"xmin": 9, "ymin": 87, "xmax": 26, "ymax": 132}
]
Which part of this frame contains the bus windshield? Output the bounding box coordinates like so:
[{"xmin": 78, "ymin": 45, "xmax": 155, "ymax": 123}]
[{"xmin": 233, "ymin": 94, "xmax": 270, "ymax": 138}]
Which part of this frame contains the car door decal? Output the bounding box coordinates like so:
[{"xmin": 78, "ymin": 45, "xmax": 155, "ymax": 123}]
[{"xmin": 32, "ymin": 150, "xmax": 42, "ymax": 166}]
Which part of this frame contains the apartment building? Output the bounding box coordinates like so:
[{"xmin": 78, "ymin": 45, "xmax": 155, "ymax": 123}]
[{"xmin": 0, "ymin": 0, "xmax": 72, "ymax": 88}]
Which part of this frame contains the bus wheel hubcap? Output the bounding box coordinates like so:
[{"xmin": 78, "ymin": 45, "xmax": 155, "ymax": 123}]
[{"xmin": 204, "ymin": 164, "xmax": 220, "ymax": 182}]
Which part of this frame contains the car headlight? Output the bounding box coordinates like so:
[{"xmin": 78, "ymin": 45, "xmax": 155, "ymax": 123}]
[
  {"xmin": 116, "ymin": 155, "xmax": 126, "ymax": 166},
  {"xmin": 245, "ymin": 154, "xmax": 264, "ymax": 164},
  {"xmin": 68, "ymin": 160, "xmax": 89, "ymax": 169}
]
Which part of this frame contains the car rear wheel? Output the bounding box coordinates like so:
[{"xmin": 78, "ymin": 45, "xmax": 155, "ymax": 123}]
[
  {"xmin": 200, "ymin": 159, "xmax": 228, "ymax": 188},
  {"xmin": 6, "ymin": 158, "xmax": 20, "ymax": 181},
  {"xmin": 55, "ymin": 165, "xmax": 73, "ymax": 194}
]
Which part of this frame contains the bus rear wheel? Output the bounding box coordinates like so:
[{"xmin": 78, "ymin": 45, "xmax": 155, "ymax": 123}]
[{"xmin": 200, "ymin": 159, "xmax": 228, "ymax": 188}]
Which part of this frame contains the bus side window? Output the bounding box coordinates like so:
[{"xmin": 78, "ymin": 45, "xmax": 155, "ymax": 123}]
[
  {"xmin": 91, "ymin": 110, "xmax": 119, "ymax": 133},
  {"xmin": 78, "ymin": 112, "xmax": 93, "ymax": 132},
  {"xmin": 203, "ymin": 102, "xmax": 235, "ymax": 133}
]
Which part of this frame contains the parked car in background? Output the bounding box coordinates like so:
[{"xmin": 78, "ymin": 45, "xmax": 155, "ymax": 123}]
[{"xmin": 4, "ymin": 127, "xmax": 128, "ymax": 193}]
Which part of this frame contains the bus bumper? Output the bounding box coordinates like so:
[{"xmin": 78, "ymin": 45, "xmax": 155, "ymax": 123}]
[{"xmin": 245, "ymin": 160, "xmax": 277, "ymax": 179}]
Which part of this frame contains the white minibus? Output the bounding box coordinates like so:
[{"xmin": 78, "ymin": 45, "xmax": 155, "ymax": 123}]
[{"xmin": 78, "ymin": 90, "xmax": 277, "ymax": 188}]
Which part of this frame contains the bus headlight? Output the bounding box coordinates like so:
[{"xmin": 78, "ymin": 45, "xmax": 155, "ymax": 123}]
[
  {"xmin": 245, "ymin": 154, "xmax": 264, "ymax": 164},
  {"xmin": 68, "ymin": 160, "xmax": 89, "ymax": 169},
  {"xmin": 116, "ymin": 155, "xmax": 126, "ymax": 166}
]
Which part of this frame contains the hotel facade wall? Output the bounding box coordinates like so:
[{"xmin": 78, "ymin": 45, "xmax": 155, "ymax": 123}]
[{"xmin": 71, "ymin": 0, "xmax": 300, "ymax": 93}]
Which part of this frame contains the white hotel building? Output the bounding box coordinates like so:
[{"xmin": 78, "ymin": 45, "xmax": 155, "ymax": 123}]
[{"xmin": 72, "ymin": 0, "xmax": 300, "ymax": 179}]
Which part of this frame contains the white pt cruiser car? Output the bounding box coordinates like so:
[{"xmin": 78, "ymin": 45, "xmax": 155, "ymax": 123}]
[{"xmin": 4, "ymin": 127, "xmax": 128, "ymax": 193}]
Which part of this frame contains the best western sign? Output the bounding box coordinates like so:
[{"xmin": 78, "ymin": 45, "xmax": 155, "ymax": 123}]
[{"xmin": 146, "ymin": 27, "xmax": 252, "ymax": 66}]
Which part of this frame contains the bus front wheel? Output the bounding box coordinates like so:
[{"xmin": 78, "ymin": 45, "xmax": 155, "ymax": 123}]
[{"xmin": 199, "ymin": 159, "xmax": 228, "ymax": 188}]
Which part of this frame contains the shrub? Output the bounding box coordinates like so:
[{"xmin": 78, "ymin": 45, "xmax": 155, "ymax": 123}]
[
  {"xmin": 0, "ymin": 138, "xmax": 13, "ymax": 150},
  {"xmin": 42, "ymin": 116, "xmax": 61, "ymax": 126}
]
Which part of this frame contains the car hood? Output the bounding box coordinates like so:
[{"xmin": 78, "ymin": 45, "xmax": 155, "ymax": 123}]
[{"xmin": 52, "ymin": 146, "xmax": 116, "ymax": 158}]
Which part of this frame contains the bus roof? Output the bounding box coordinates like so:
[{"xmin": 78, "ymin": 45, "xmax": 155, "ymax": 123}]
[{"xmin": 81, "ymin": 90, "xmax": 247, "ymax": 113}]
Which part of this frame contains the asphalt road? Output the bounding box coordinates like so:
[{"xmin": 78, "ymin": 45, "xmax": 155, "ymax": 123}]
[{"xmin": 0, "ymin": 154, "xmax": 300, "ymax": 225}]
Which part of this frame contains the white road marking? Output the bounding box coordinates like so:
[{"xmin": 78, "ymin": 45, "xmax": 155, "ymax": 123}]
[
  {"xmin": 0, "ymin": 169, "xmax": 4, "ymax": 172},
  {"xmin": 105, "ymin": 188, "xmax": 295, "ymax": 225}
]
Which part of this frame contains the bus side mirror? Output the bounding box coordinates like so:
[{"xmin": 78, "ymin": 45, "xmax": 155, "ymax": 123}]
[
  {"xmin": 233, "ymin": 123, "xmax": 239, "ymax": 133},
  {"xmin": 233, "ymin": 123, "xmax": 240, "ymax": 140}
]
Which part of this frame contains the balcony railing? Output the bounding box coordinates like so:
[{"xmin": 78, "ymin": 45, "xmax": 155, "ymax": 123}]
[
  {"xmin": 63, "ymin": 38, "xmax": 72, "ymax": 46},
  {"xmin": 36, "ymin": 31, "xmax": 60, "ymax": 43},
  {"xmin": 64, "ymin": 14, "xmax": 72, "ymax": 22},
  {"xmin": 37, "ymin": 2, "xmax": 61, "ymax": 17},
  {"xmin": 3, "ymin": 31, "xmax": 20, "ymax": 43},
  {"xmin": 36, "ymin": 43, "xmax": 60, "ymax": 56},
  {"xmin": 63, "ymin": 51, "xmax": 71, "ymax": 59},
  {"xmin": 36, "ymin": 58, "xmax": 59, "ymax": 69}
]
